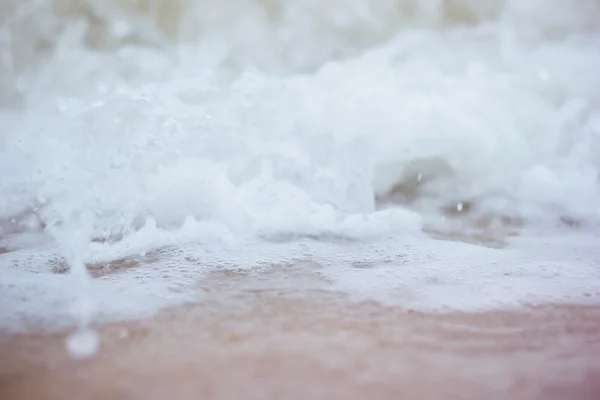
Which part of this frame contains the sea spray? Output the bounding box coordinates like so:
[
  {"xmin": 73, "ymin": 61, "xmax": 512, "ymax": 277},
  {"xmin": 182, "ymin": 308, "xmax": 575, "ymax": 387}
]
[
  {"xmin": 46, "ymin": 210, "xmax": 99, "ymax": 357},
  {"xmin": 0, "ymin": 0, "xmax": 599, "ymax": 333}
]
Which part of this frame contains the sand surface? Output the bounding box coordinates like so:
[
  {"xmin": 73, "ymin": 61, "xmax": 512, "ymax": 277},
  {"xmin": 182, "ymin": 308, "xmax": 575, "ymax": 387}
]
[{"xmin": 2, "ymin": 268, "xmax": 600, "ymax": 400}]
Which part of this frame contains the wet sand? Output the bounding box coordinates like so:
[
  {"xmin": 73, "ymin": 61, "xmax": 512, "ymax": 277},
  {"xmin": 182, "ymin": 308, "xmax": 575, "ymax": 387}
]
[
  {"xmin": 1, "ymin": 226, "xmax": 599, "ymax": 399},
  {"xmin": 1, "ymin": 278, "xmax": 600, "ymax": 400}
]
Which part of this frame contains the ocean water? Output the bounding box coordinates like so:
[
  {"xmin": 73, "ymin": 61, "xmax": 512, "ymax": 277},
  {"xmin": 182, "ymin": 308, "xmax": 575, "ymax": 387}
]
[{"xmin": 1, "ymin": 0, "xmax": 600, "ymax": 338}]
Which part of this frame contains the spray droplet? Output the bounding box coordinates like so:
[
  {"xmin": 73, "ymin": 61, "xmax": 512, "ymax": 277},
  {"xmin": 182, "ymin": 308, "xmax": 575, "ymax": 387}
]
[
  {"xmin": 457, "ymin": 202, "xmax": 463, "ymax": 212},
  {"xmin": 66, "ymin": 328, "xmax": 99, "ymax": 358}
]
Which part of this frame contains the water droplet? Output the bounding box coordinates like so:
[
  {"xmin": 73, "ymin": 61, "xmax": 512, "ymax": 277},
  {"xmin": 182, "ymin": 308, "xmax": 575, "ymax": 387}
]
[{"xmin": 65, "ymin": 328, "xmax": 99, "ymax": 358}]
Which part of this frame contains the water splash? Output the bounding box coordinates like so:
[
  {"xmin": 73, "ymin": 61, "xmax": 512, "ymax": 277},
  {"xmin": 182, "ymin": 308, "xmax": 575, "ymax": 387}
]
[{"xmin": 0, "ymin": 0, "xmax": 599, "ymax": 336}]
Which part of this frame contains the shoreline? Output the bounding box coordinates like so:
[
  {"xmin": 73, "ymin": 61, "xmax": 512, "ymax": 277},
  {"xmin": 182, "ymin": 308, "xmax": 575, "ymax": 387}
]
[
  {"xmin": 2, "ymin": 229, "xmax": 600, "ymax": 399},
  {"xmin": 2, "ymin": 288, "xmax": 600, "ymax": 400}
]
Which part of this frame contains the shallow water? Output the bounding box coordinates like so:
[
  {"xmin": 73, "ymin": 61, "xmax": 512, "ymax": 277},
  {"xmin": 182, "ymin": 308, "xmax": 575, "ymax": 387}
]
[{"xmin": 1, "ymin": 0, "xmax": 600, "ymax": 339}]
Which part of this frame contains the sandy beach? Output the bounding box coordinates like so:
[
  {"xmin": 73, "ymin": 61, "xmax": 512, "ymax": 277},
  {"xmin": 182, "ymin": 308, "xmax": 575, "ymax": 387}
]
[
  {"xmin": 2, "ymin": 2, "xmax": 600, "ymax": 399},
  {"xmin": 2, "ymin": 268, "xmax": 600, "ymax": 400}
]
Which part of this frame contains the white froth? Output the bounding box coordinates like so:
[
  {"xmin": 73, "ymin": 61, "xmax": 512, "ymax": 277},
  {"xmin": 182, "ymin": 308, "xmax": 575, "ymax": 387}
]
[{"xmin": 1, "ymin": 0, "xmax": 600, "ymax": 331}]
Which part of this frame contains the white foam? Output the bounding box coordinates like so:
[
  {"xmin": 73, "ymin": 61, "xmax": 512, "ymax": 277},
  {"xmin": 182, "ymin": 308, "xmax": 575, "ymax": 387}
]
[
  {"xmin": 319, "ymin": 234, "xmax": 600, "ymax": 311},
  {"xmin": 1, "ymin": 0, "xmax": 600, "ymax": 331}
]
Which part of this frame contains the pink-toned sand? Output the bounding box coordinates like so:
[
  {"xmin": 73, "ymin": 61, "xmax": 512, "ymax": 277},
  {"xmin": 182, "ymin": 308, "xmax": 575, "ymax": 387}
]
[{"xmin": 2, "ymin": 278, "xmax": 600, "ymax": 400}]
